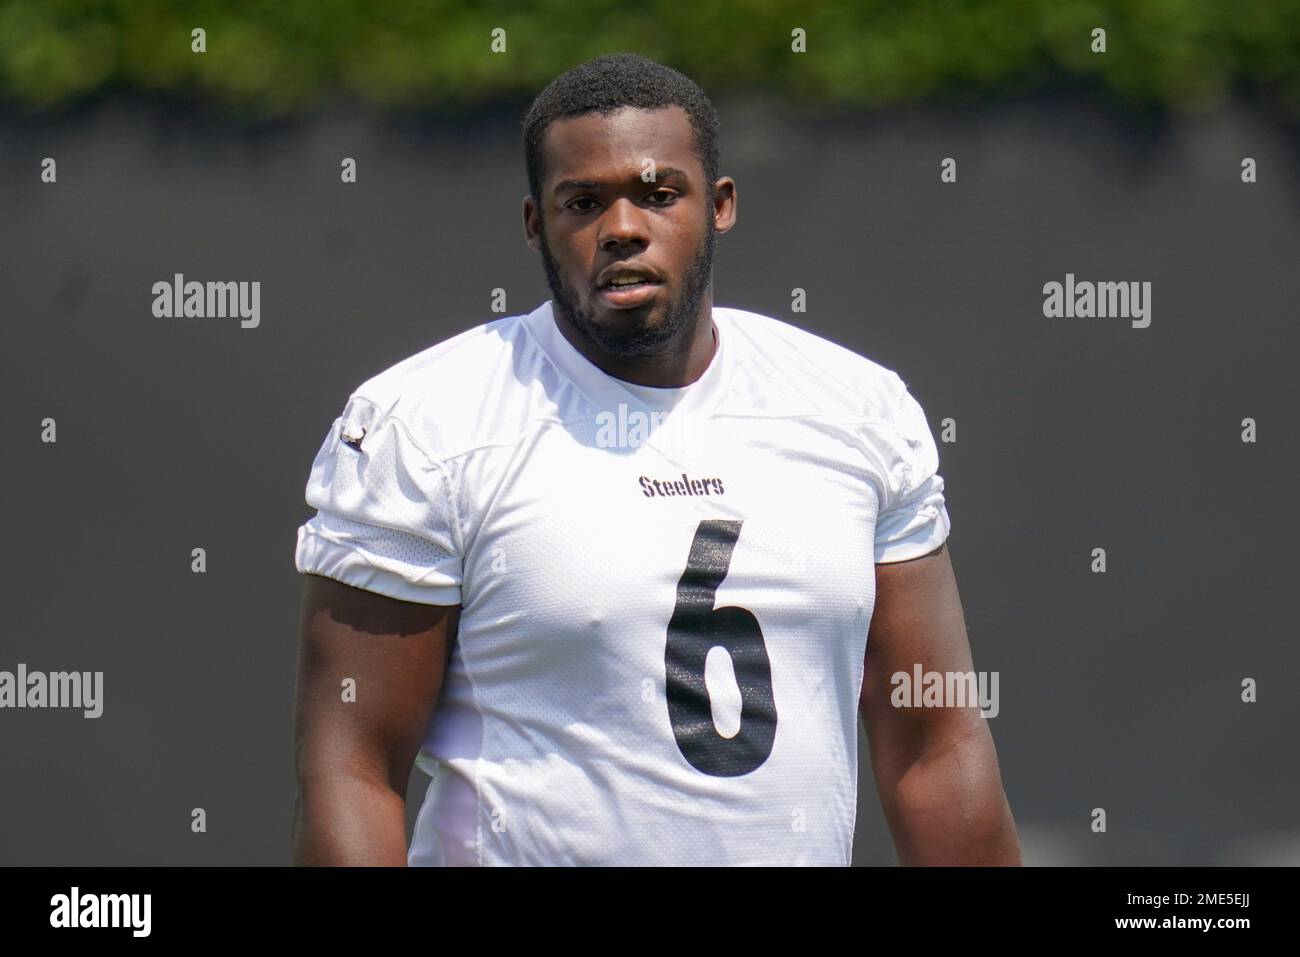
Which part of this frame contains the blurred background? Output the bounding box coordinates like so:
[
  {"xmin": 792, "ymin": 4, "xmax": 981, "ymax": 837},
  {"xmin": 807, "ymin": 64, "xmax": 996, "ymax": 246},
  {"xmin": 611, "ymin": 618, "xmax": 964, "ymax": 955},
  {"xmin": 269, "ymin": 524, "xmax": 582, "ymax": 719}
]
[{"xmin": 1, "ymin": 0, "xmax": 1298, "ymax": 865}]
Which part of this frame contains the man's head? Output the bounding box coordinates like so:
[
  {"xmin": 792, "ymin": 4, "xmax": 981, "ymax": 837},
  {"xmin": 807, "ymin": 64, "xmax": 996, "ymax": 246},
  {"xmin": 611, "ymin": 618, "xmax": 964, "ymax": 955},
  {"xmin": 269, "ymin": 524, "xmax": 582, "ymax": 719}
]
[{"xmin": 522, "ymin": 54, "xmax": 735, "ymax": 363}]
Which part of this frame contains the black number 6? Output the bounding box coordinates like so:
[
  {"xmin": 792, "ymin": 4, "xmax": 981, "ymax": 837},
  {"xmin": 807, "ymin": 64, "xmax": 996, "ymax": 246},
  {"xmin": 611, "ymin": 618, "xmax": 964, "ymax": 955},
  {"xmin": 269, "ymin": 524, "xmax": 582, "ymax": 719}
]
[{"xmin": 665, "ymin": 519, "xmax": 778, "ymax": 776}]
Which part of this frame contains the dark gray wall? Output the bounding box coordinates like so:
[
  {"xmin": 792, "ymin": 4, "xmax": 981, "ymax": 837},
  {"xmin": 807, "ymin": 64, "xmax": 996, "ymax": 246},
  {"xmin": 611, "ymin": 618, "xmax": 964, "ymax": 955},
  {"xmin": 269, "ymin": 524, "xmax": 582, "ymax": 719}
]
[{"xmin": 1, "ymin": 92, "xmax": 1296, "ymax": 865}]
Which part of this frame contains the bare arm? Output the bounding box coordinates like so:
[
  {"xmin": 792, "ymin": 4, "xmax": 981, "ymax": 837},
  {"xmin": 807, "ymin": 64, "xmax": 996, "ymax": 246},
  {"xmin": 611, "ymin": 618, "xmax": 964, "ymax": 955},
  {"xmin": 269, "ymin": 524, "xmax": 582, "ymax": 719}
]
[
  {"xmin": 859, "ymin": 543, "xmax": 1021, "ymax": 865},
  {"xmin": 291, "ymin": 574, "xmax": 461, "ymax": 866}
]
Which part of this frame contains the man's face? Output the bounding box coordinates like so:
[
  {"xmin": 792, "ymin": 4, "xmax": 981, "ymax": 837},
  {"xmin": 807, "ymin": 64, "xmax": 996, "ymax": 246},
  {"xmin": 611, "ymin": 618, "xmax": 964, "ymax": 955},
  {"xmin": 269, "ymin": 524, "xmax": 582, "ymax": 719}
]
[{"xmin": 525, "ymin": 106, "xmax": 731, "ymax": 359}]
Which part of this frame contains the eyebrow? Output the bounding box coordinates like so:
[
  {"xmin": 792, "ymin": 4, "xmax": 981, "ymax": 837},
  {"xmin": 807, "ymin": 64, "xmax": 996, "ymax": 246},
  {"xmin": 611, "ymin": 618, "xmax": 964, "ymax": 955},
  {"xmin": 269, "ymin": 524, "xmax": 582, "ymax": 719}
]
[{"xmin": 552, "ymin": 167, "xmax": 690, "ymax": 195}]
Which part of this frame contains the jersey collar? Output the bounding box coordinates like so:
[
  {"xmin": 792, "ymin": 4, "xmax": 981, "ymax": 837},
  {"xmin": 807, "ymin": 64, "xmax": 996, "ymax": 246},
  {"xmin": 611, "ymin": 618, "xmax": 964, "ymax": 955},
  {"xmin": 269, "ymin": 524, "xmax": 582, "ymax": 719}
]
[{"xmin": 525, "ymin": 298, "xmax": 733, "ymax": 454}]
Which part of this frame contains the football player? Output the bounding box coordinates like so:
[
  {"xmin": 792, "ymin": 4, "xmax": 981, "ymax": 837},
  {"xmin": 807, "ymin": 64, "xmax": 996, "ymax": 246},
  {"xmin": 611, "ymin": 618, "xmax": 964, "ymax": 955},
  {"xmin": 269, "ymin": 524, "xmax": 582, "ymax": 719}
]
[{"xmin": 291, "ymin": 53, "xmax": 1020, "ymax": 866}]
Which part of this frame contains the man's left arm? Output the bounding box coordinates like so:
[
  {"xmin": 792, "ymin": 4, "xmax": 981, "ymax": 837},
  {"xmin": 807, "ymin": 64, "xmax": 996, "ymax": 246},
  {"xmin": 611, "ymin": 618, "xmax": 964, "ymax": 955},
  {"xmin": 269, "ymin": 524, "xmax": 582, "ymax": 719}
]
[{"xmin": 859, "ymin": 542, "xmax": 1021, "ymax": 865}]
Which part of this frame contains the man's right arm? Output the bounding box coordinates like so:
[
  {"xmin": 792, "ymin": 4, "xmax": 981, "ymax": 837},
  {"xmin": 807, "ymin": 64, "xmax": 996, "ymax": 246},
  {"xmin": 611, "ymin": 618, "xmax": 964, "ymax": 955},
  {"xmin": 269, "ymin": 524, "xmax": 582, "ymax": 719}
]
[{"xmin": 291, "ymin": 573, "xmax": 461, "ymax": 866}]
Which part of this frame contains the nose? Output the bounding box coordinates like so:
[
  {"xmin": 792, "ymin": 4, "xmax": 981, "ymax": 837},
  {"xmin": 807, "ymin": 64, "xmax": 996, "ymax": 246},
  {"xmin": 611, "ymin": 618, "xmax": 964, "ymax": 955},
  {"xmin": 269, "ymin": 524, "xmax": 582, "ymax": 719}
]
[{"xmin": 598, "ymin": 196, "xmax": 650, "ymax": 251}]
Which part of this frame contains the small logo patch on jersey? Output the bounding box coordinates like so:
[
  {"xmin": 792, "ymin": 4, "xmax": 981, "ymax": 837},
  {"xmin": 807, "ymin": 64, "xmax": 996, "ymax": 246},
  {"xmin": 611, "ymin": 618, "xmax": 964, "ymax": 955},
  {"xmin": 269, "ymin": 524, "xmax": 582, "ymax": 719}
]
[{"xmin": 340, "ymin": 427, "xmax": 366, "ymax": 451}]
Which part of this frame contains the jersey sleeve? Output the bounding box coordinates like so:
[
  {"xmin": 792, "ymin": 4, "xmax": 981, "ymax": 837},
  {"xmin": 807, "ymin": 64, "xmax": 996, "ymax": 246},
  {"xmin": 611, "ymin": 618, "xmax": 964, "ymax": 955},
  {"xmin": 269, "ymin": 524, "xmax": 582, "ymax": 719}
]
[
  {"xmin": 293, "ymin": 393, "xmax": 463, "ymax": 605},
  {"xmin": 869, "ymin": 373, "xmax": 952, "ymax": 564}
]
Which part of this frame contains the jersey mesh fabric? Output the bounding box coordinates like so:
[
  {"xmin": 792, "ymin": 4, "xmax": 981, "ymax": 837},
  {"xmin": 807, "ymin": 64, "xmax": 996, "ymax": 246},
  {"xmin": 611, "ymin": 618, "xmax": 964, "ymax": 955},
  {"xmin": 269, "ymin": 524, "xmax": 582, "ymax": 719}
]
[
  {"xmin": 295, "ymin": 394, "xmax": 463, "ymax": 604},
  {"xmin": 868, "ymin": 373, "xmax": 951, "ymax": 563}
]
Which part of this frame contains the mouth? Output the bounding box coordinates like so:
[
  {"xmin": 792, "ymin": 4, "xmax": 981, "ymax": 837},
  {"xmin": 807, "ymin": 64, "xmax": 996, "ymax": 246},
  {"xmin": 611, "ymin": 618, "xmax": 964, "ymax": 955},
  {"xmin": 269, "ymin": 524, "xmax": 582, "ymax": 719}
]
[{"xmin": 595, "ymin": 277, "xmax": 664, "ymax": 310}]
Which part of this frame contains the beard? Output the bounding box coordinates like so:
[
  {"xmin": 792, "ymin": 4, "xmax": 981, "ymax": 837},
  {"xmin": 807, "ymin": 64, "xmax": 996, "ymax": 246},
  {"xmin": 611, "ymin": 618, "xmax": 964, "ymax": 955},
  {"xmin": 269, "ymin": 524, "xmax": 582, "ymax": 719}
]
[{"xmin": 539, "ymin": 214, "xmax": 716, "ymax": 359}]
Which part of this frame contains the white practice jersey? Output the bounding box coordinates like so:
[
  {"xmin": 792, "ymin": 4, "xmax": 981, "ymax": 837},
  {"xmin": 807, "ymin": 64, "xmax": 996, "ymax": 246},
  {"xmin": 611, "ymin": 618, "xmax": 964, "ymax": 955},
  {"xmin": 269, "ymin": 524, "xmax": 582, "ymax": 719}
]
[{"xmin": 294, "ymin": 299, "xmax": 950, "ymax": 866}]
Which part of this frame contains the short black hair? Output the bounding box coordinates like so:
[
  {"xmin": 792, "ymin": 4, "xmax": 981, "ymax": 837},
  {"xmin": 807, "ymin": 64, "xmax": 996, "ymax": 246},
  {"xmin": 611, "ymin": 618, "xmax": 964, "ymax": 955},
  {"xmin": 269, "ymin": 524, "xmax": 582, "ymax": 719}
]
[{"xmin": 522, "ymin": 53, "xmax": 720, "ymax": 206}]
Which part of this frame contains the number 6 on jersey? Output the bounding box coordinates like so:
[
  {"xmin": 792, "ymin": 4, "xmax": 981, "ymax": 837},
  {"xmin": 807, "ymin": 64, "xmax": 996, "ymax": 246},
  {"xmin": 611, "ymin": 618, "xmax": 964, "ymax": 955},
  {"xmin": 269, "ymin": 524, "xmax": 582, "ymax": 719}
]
[{"xmin": 665, "ymin": 519, "xmax": 779, "ymax": 776}]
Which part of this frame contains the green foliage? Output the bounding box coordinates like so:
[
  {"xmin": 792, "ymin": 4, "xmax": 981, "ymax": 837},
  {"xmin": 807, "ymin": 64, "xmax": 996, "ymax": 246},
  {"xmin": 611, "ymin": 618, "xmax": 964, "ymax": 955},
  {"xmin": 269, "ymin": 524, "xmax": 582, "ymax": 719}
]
[{"xmin": 1, "ymin": 0, "xmax": 1296, "ymax": 117}]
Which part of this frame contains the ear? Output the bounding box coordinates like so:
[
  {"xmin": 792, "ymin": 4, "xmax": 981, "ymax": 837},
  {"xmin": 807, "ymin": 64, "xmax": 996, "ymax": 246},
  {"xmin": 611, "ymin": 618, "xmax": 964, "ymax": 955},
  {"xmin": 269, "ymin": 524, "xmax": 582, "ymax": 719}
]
[
  {"xmin": 711, "ymin": 176, "xmax": 738, "ymax": 235},
  {"xmin": 523, "ymin": 195, "xmax": 541, "ymax": 251}
]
